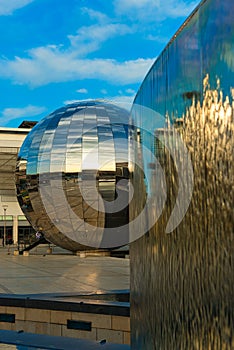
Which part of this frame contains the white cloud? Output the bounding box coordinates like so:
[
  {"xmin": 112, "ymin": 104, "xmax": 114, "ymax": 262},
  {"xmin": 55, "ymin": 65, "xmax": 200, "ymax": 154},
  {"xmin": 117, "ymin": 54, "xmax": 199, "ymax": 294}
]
[
  {"xmin": 0, "ymin": 46, "xmax": 154, "ymax": 87},
  {"xmin": 101, "ymin": 89, "xmax": 108, "ymax": 94},
  {"xmin": 125, "ymin": 88, "xmax": 135, "ymax": 94},
  {"xmin": 66, "ymin": 6, "xmax": 134, "ymax": 57},
  {"xmin": 81, "ymin": 7, "xmax": 108, "ymax": 23},
  {"xmin": 76, "ymin": 88, "xmax": 88, "ymax": 94},
  {"xmin": 68, "ymin": 23, "xmax": 134, "ymax": 57},
  {"xmin": 107, "ymin": 95, "xmax": 135, "ymax": 111},
  {"xmin": 114, "ymin": 0, "xmax": 199, "ymax": 21},
  {"xmin": 0, "ymin": 3, "xmax": 148, "ymax": 88},
  {"xmin": 0, "ymin": 0, "xmax": 34, "ymax": 15},
  {"xmin": 115, "ymin": 0, "xmax": 160, "ymax": 10},
  {"xmin": 0, "ymin": 105, "xmax": 46, "ymax": 125},
  {"xmin": 147, "ymin": 34, "xmax": 170, "ymax": 43},
  {"xmin": 163, "ymin": 0, "xmax": 199, "ymax": 18}
]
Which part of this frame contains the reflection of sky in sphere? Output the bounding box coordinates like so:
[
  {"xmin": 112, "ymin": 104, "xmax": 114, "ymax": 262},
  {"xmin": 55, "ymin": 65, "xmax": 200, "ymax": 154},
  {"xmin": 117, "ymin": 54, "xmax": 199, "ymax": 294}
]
[
  {"xmin": 16, "ymin": 101, "xmax": 131, "ymax": 251},
  {"xmin": 18, "ymin": 101, "xmax": 130, "ymax": 175}
]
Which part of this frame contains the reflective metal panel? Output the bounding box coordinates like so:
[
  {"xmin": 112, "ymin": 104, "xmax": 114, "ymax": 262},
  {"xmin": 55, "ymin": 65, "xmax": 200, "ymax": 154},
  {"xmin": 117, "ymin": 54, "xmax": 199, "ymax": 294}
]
[
  {"xmin": 130, "ymin": 0, "xmax": 234, "ymax": 349},
  {"xmin": 16, "ymin": 101, "xmax": 130, "ymax": 251}
]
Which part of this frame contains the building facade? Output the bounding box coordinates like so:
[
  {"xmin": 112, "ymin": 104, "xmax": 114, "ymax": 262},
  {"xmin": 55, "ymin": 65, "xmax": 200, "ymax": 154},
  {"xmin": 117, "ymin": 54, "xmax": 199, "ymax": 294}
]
[{"xmin": 0, "ymin": 126, "xmax": 34, "ymax": 246}]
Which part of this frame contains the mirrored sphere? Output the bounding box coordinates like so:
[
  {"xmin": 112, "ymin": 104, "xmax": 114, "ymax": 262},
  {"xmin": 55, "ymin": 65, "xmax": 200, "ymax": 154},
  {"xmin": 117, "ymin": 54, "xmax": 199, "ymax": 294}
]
[{"xmin": 16, "ymin": 101, "xmax": 130, "ymax": 251}]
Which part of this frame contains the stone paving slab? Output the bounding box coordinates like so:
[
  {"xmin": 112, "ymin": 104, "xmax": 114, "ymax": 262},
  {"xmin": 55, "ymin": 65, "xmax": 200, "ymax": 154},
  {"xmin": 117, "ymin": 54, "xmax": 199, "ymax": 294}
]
[{"xmin": 0, "ymin": 246, "xmax": 130, "ymax": 295}]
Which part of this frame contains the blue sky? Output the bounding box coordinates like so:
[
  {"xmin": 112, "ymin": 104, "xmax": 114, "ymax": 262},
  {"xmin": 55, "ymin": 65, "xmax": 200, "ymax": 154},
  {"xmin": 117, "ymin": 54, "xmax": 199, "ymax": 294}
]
[{"xmin": 0, "ymin": 0, "xmax": 199, "ymax": 127}]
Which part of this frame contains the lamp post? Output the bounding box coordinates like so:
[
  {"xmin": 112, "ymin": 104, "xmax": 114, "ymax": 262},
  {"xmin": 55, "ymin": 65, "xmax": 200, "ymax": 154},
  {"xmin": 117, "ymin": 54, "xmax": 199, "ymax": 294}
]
[{"xmin": 2, "ymin": 205, "xmax": 8, "ymax": 248}]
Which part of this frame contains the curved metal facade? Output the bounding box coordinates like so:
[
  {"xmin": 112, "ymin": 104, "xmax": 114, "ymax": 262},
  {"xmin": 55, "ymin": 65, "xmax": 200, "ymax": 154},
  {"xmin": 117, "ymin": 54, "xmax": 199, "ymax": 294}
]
[
  {"xmin": 130, "ymin": 0, "xmax": 234, "ymax": 349},
  {"xmin": 16, "ymin": 101, "xmax": 130, "ymax": 251}
]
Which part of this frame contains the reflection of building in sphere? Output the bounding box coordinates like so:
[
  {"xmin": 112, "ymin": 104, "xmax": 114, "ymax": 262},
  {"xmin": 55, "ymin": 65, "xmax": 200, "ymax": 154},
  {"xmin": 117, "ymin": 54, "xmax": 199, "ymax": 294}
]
[{"xmin": 15, "ymin": 101, "xmax": 130, "ymax": 251}]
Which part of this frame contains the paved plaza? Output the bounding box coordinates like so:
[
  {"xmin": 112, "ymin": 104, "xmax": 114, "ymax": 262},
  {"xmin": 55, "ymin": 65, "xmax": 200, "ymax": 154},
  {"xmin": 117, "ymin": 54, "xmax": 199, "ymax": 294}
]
[{"xmin": 0, "ymin": 245, "xmax": 130, "ymax": 295}]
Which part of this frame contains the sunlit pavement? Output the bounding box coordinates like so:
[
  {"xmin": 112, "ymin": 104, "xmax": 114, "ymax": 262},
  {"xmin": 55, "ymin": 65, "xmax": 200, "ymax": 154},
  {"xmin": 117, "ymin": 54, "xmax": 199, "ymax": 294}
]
[{"xmin": 0, "ymin": 246, "xmax": 129, "ymax": 294}]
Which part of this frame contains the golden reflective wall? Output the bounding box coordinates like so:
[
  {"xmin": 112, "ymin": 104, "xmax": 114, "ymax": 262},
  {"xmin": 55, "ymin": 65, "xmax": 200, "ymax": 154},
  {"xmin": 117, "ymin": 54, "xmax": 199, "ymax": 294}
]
[{"xmin": 130, "ymin": 0, "xmax": 234, "ymax": 348}]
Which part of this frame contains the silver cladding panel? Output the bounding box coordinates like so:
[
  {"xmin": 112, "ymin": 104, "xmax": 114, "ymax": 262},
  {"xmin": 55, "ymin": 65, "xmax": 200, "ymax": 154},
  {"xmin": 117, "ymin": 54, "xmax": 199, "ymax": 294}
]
[
  {"xmin": 16, "ymin": 101, "xmax": 130, "ymax": 251},
  {"xmin": 130, "ymin": 0, "xmax": 234, "ymax": 348}
]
